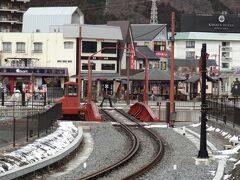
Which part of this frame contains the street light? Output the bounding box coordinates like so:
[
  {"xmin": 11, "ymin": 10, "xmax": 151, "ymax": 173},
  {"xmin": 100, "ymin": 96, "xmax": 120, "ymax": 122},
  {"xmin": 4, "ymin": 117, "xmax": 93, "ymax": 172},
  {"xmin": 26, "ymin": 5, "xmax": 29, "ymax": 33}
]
[{"xmin": 198, "ymin": 43, "xmax": 209, "ymax": 159}]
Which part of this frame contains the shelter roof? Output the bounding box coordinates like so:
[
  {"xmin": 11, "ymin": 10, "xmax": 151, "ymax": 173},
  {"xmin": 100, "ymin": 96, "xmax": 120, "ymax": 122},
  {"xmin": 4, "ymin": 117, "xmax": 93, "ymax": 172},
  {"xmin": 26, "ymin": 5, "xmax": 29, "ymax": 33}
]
[
  {"xmin": 185, "ymin": 75, "xmax": 217, "ymax": 83},
  {"xmin": 72, "ymin": 72, "xmax": 125, "ymax": 80},
  {"xmin": 169, "ymin": 59, "xmax": 217, "ymax": 68},
  {"xmin": 129, "ymin": 68, "xmax": 185, "ymax": 81}
]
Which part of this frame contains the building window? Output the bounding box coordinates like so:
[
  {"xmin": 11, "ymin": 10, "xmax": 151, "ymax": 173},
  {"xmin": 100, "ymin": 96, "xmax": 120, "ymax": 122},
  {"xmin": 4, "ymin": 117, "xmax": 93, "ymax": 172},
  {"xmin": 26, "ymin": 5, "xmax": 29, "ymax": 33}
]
[
  {"xmin": 186, "ymin": 51, "xmax": 195, "ymax": 59},
  {"xmin": 161, "ymin": 61, "xmax": 167, "ymax": 70},
  {"xmin": 144, "ymin": 42, "xmax": 149, "ymax": 46},
  {"xmin": 16, "ymin": 42, "xmax": 25, "ymax": 53},
  {"xmin": 2, "ymin": 42, "xmax": 12, "ymax": 53},
  {"xmin": 82, "ymin": 63, "xmax": 96, "ymax": 70},
  {"xmin": 101, "ymin": 42, "xmax": 117, "ymax": 54},
  {"xmin": 82, "ymin": 41, "xmax": 97, "ymax": 53},
  {"xmin": 64, "ymin": 41, "xmax": 74, "ymax": 49},
  {"xmin": 154, "ymin": 41, "xmax": 166, "ymax": 51},
  {"xmin": 101, "ymin": 64, "xmax": 115, "ymax": 70},
  {"xmin": 222, "ymin": 63, "xmax": 229, "ymax": 68},
  {"xmin": 186, "ymin": 41, "xmax": 195, "ymax": 48},
  {"xmin": 222, "ymin": 42, "xmax": 230, "ymax": 47},
  {"xmin": 139, "ymin": 63, "xmax": 143, "ymax": 70},
  {"xmin": 33, "ymin": 42, "xmax": 43, "ymax": 53}
]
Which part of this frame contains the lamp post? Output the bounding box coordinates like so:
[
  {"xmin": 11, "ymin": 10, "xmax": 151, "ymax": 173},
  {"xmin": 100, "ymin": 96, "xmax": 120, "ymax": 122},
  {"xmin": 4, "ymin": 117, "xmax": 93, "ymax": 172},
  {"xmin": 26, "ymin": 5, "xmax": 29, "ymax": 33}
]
[
  {"xmin": 198, "ymin": 43, "xmax": 209, "ymax": 159},
  {"xmin": 169, "ymin": 11, "xmax": 175, "ymax": 127},
  {"xmin": 218, "ymin": 45, "xmax": 221, "ymax": 97}
]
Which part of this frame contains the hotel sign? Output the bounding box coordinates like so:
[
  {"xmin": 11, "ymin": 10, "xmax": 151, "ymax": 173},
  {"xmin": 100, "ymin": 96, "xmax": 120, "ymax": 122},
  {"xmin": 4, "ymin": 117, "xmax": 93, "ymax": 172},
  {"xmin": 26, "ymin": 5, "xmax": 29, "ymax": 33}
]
[
  {"xmin": 208, "ymin": 15, "xmax": 234, "ymax": 31},
  {"xmin": 181, "ymin": 14, "xmax": 240, "ymax": 33}
]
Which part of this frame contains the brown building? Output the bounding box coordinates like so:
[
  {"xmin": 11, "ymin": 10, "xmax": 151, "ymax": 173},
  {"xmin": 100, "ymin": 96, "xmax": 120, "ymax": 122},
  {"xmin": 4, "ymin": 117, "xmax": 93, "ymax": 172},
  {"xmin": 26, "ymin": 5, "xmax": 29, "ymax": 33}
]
[{"xmin": 0, "ymin": 0, "xmax": 30, "ymax": 32}]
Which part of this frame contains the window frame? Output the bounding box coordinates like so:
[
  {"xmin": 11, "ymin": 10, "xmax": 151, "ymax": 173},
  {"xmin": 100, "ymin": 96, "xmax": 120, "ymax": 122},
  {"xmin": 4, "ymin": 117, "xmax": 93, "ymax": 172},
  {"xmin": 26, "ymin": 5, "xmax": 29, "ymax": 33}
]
[
  {"xmin": 16, "ymin": 42, "xmax": 25, "ymax": 53},
  {"xmin": 101, "ymin": 63, "xmax": 115, "ymax": 70},
  {"xmin": 82, "ymin": 41, "xmax": 97, "ymax": 53},
  {"xmin": 154, "ymin": 41, "xmax": 166, "ymax": 51},
  {"xmin": 33, "ymin": 42, "xmax": 43, "ymax": 53},
  {"xmin": 186, "ymin": 51, "xmax": 195, "ymax": 59},
  {"xmin": 101, "ymin": 42, "xmax": 117, "ymax": 54},
  {"xmin": 64, "ymin": 41, "xmax": 74, "ymax": 49},
  {"xmin": 2, "ymin": 42, "xmax": 12, "ymax": 53},
  {"xmin": 82, "ymin": 63, "xmax": 96, "ymax": 70},
  {"xmin": 186, "ymin": 41, "xmax": 195, "ymax": 48}
]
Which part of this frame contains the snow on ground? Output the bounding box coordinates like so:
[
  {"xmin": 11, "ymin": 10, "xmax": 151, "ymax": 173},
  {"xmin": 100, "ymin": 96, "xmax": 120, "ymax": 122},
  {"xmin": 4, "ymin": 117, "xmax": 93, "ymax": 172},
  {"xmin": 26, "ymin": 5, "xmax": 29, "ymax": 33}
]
[
  {"xmin": 0, "ymin": 121, "xmax": 78, "ymax": 173},
  {"xmin": 204, "ymin": 125, "xmax": 240, "ymax": 179}
]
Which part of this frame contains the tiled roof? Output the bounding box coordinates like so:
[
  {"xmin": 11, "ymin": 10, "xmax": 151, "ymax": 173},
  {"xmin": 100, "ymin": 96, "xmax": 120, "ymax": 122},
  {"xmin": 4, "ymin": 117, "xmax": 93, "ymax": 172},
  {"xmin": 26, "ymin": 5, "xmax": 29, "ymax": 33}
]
[
  {"xmin": 72, "ymin": 72, "xmax": 125, "ymax": 80},
  {"xmin": 107, "ymin": 21, "xmax": 132, "ymax": 60},
  {"xmin": 81, "ymin": 25, "xmax": 123, "ymax": 40},
  {"xmin": 130, "ymin": 68, "xmax": 184, "ymax": 81},
  {"xmin": 185, "ymin": 75, "xmax": 217, "ymax": 83},
  {"xmin": 136, "ymin": 46, "xmax": 159, "ymax": 60},
  {"xmin": 168, "ymin": 59, "xmax": 217, "ymax": 68},
  {"xmin": 131, "ymin": 24, "xmax": 166, "ymax": 41}
]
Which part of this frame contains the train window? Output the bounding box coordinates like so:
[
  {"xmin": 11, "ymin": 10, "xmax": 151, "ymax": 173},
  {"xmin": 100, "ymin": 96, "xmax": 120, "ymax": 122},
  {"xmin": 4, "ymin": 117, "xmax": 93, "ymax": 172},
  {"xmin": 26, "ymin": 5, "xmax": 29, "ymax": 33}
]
[{"xmin": 68, "ymin": 85, "xmax": 78, "ymax": 96}]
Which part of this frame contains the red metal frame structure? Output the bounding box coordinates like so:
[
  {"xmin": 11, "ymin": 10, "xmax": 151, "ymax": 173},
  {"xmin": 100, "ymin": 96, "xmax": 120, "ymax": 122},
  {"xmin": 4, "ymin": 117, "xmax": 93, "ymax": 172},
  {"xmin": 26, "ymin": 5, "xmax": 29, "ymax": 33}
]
[
  {"xmin": 85, "ymin": 45, "xmax": 159, "ymax": 122},
  {"xmin": 170, "ymin": 12, "xmax": 175, "ymax": 127},
  {"xmin": 86, "ymin": 46, "xmax": 149, "ymax": 104}
]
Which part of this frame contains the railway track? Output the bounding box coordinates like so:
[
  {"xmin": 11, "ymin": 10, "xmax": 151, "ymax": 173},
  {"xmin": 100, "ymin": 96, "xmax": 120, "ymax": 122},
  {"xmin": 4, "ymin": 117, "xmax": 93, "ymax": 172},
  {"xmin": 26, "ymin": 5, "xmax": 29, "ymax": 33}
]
[
  {"xmin": 79, "ymin": 108, "xmax": 164, "ymax": 179},
  {"xmin": 9, "ymin": 108, "xmax": 164, "ymax": 179}
]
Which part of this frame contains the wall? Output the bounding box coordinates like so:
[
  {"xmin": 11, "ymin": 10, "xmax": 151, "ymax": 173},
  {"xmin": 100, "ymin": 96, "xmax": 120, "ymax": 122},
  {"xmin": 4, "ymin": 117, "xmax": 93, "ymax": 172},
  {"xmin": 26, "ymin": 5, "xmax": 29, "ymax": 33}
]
[
  {"xmin": 81, "ymin": 39, "xmax": 118, "ymax": 73},
  {"xmin": 0, "ymin": 32, "xmax": 77, "ymax": 77}
]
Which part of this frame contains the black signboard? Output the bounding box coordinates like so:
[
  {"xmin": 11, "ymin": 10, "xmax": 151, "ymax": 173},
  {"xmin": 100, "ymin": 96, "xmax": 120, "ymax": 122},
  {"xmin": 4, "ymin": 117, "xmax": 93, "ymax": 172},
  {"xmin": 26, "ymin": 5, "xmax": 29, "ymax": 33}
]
[{"xmin": 181, "ymin": 14, "xmax": 240, "ymax": 33}]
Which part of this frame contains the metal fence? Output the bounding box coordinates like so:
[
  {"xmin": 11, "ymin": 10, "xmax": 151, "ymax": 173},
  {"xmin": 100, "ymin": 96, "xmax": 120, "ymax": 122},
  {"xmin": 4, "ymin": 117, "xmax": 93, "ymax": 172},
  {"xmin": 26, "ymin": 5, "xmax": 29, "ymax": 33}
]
[
  {"xmin": 207, "ymin": 98, "xmax": 240, "ymax": 128},
  {"xmin": 0, "ymin": 103, "xmax": 62, "ymax": 147}
]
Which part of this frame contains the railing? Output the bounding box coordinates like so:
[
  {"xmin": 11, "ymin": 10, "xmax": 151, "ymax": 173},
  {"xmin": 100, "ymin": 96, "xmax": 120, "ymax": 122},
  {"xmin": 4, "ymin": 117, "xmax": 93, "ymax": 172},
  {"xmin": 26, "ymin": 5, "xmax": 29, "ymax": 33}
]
[
  {"xmin": 207, "ymin": 97, "xmax": 240, "ymax": 128},
  {"xmin": 0, "ymin": 91, "xmax": 63, "ymax": 108},
  {"xmin": 0, "ymin": 103, "xmax": 62, "ymax": 147}
]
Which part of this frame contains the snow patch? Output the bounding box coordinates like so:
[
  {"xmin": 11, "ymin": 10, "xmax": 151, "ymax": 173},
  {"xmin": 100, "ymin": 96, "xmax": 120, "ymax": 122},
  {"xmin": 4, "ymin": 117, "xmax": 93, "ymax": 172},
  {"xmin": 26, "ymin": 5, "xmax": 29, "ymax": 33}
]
[
  {"xmin": 189, "ymin": 123, "xmax": 201, "ymax": 127},
  {"xmin": 0, "ymin": 121, "xmax": 78, "ymax": 173}
]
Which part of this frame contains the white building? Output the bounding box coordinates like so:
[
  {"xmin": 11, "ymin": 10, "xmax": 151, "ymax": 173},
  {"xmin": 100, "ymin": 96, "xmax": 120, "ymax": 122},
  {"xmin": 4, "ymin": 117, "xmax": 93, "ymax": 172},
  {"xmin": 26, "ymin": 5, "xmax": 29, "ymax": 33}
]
[
  {"xmin": 22, "ymin": 7, "xmax": 84, "ymax": 33},
  {"xmin": 0, "ymin": 32, "xmax": 76, "ymax": 91},
  {"xmin": 0, "ymin": 24, "xmax": 123, "ymax": 97},
  {"xmin": 173, "ymin": 32, "xmax": 240, "ymax": 72}
]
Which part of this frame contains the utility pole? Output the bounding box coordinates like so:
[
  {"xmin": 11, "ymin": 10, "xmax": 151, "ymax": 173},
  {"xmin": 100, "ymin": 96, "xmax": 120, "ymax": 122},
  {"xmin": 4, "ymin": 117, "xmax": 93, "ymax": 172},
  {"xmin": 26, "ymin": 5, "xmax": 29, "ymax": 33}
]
[
  {"xmin": 126, "ymin": 49, "xmax": 130, "ymax": 105},
  {"xmin": 78, "ymin": 26, "xmax": 82, "ymax": 106},
  {"xmin": 169, "ymin": 12, "xmax": 175, "ymax": 127},
  {"xmin": 198, "ymin": 43, "xmax": 209, "ymax": 159}
]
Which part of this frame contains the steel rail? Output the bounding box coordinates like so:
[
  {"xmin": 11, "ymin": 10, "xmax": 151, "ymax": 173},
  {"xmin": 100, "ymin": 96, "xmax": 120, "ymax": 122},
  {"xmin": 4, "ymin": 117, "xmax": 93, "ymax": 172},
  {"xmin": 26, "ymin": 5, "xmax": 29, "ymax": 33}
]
[
  {"xmin": 79, "ymin": 109, "xmax": 140, "ymax": 180},
  {"xmin": 115, "ymin": 108, "xmax": 165, "ymax": 180}
]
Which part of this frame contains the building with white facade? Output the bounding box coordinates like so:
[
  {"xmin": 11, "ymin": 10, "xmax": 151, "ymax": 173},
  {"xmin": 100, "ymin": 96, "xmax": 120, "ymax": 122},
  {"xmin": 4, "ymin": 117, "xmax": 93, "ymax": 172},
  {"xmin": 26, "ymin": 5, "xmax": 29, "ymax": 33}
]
[
  {"xmin": 0, "ymin": 32, "xmax": 76, "ymax": 93},
  {"xmin": 174, "ymin": 32, "xmax": 240, "ymax": 72},
  {"xmin": 23, "ymin": 7, "xmax": 84, "ymax": 33},
  {"xmin": 63, "ymin": 24, "xmax": 123, "ymax": 99},
  {"xmin": 0, "ymin": 24, "xmax": 123, "ymax": 98},
  {"xmin": 173, "ymin": 32, "xmax": 240, "ymax": 95},
  {"xmin": 0, "ymin": 0, "xmax": 30, "ymax": 32},
  {"xmin": 178, "ymin": 14, "xmax": 240, "ymax": 96}
]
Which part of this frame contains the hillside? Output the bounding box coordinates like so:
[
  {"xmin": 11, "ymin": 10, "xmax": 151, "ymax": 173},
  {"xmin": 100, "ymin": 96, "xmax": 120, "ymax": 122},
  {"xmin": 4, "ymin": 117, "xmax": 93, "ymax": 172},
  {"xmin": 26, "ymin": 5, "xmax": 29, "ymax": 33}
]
[{"xmin": 29, "ymin": 0, "xmax": 240, "ymax": 30}]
